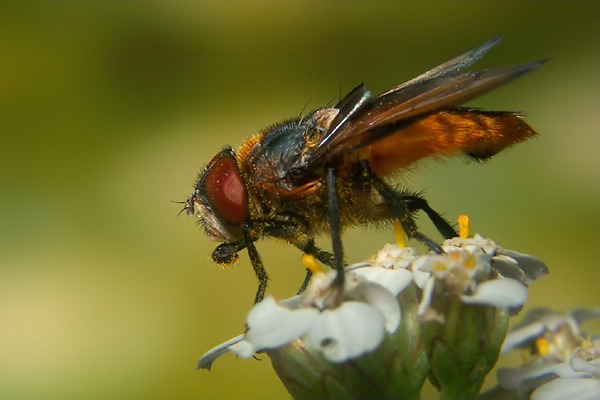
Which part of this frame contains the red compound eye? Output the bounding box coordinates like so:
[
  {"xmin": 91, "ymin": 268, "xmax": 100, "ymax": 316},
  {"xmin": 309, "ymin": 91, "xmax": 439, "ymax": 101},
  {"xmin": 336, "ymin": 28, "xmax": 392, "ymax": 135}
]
[{"xmin": 204, "ymin": 152, "xmax": 249, "ymax": 226}]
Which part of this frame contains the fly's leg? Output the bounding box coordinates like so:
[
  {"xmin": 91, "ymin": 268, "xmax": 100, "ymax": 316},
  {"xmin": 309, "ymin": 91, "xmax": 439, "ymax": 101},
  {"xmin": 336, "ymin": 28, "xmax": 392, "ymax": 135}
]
[
  {"xmin": 212, "ymin": 225, "xmax": 269, "ymax": 304},
  {"xmin": 297, "ymin": 270, "xmax": 312, "ymax": 295},
  {"xmin": 402, "ymin": 194, "xmax": 458, "ymax": 239},
  {"xmin": 234, "ymin": 218, "xmax": 336, "ymax": 299},
  {"xmin": 212, "ymin": 238, "xmax": 267, "ymax": 304},
  {"xmin": 212, "ymin": 240, "xmax": 245, "ymax": 265},
  {"xmin": 241, "ymin": 225, "xmax": 269, "ymax": 304},
  {"xmin": 250, "ymin": 218, "xmax": 336, "ymax": 269},
  {"xmin": 325, "ymin": 165, "xmax": 345, "ymax": 289},
  {"xmin": 360, "ymin": 160, "xmax": 457, "ymax": 253},
  {"xmin": 253, "ymin": 218, "xmax": 336, "ymax": 294}
]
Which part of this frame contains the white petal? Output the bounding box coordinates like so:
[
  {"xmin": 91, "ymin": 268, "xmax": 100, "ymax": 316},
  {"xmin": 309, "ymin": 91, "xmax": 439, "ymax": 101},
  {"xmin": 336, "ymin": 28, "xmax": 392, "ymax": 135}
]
[
  {"xmin": 417, "ymin": 277, "xmax": 435, "ymax": 317},
  {"xmin": 228, "ymin": 339, "xmax": 256, "ymax": 359},
  {"xmin": 197, "ymin": 334, "xmax": 246, "ymax": 370},
  {"xmin": 245, "ymin": 296, "xmax": 319, "ymax": 350},
  {"xmin": 278, "ymin": 295, "xmax": 302, "ymax": 309},
  {"xmin": 352, "ymin": 267, "xmax": 413, "ymax": 296},
  {"xmin": 494, "ymin": 254, "xmax": 527, "ymax": 283},
  {"xmin": 497, "ymin": 365, "xmax": 537, "ymax": 390},
  {"xmin": 501, "ymin": 320, "xmax": 546, "ymax": 353},
  {"xmin": 498, "ymin": 361, "xmax": 563, "ymax": 390},
  {"xmin": 360, "ymin": 280, "xmax": 402, "ymax": 333},
  {"xmin": 501, "ymin": 249, "xmax": 548, "ymax": 283},
  {"xmin": 370, "ymin": 244, "xmax": 415, "ymax": 269},
  {"xmin": 411, "ymin": 257, "xmax": 434, "ymax": 288},
  {"xmin": 345, "ymin": 261, "xmax": 370, "ymax": 272},
  {"xmin": 412, "ymin": 269, "xmax": 431, "ymax": 289},
  {"xmin": 531, "ymin": 377, "xmax": 600, "ymax": 400},
  {"xmin": 571, "ymin": 308, "xmax": 600, "ymax": 326},
  {"xmin": 298, "ymin": 272, "xmax": 336, "ymax": 309},
  {"xmin": 461, "ymin": 278, "xmax": 527, "ymax": 309},
  {"xmin": 307, "ymin": 302, "xmax": 385, "ymax": 362},
  {"xmin": 570, "ymin": 356, "xmax": 600, "ymax": 375}
]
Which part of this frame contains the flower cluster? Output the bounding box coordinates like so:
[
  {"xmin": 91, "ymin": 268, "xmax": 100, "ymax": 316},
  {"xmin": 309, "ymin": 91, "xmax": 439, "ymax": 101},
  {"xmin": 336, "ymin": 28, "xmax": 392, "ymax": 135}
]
[
  {"xmin": 481, "ymin": 307, "xmax": 600, "ymax": 400},
  {"xmin": 229, "ymin": 271, "xmax": 401, "ymax": 363},
  {"xmin": 197, "ymin": 223, "xmax": 550, "ymax": 399}
]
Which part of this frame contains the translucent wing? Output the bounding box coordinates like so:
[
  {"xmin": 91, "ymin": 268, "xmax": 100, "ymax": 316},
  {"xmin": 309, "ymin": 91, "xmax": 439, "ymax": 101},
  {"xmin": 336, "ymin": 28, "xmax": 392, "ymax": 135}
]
[{"xmin": 300, "ymin": 38, "xmax": 544, "ymax": 172}]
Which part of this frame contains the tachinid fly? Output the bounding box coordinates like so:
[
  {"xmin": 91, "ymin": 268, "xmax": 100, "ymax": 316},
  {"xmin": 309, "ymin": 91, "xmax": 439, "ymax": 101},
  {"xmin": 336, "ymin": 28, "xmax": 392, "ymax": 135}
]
[{"xmin": 181, "ymin": 37, "xmax": 543, "ymax": 304}]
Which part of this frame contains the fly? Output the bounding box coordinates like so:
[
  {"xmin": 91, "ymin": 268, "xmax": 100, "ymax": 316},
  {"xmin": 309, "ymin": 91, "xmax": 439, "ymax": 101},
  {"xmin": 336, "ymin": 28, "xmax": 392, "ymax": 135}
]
[{"xmin": 181, "ymin": 36, "xmax": 544, "ymax": 304}]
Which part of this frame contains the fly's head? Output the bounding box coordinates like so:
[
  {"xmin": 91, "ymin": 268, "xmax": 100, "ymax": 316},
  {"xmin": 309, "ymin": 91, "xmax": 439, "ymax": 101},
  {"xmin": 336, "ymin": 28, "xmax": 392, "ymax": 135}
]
[{"xmin": 185, "ymin": 148, "xmax": 249, "ymax": 243}]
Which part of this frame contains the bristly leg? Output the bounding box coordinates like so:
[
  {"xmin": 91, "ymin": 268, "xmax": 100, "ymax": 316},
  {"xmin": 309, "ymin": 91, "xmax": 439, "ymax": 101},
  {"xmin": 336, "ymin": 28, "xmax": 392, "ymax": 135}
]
[
  {"xmin": 245, "ymin": 218, "xmax": 336, "ymax": 270},
  {"xmin": 229, "ymin": 219, "xmax": 336, "ymax": 301},
  {"xmin": 212, "ymin": 241, "xmax": 245, "ymax": 265},
  {"xmin": 402, "ymin": 194, "xmax": 458, "ymax": 239},
  {"xmin": 297, "ymin": 270, "xmax": 312, "ymax": 295},
  {"xmin": 326, "ymin": 165, "xmax": 346, "ymax": 288},
  {"xmin": 241, "ymin": 227, "xmax": 269, "ymax": 304},
  {"xmin": 359, "ymin": 160, "xmax": 457, "ymax": 253}
]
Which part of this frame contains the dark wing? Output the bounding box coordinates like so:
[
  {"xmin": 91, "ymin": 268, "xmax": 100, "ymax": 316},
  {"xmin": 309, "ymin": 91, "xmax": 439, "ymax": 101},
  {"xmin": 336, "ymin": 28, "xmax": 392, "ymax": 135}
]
[
  {"xmin": 321, "ymin": 83, "xmax": 372, "ymax": 147},
  {"xmin": 299, "ymin": 37, "xmax": 544, "ymax": 172},
  {"xmin": 379, "ymin": 35, "xmax": 504, "ymax": 96}
]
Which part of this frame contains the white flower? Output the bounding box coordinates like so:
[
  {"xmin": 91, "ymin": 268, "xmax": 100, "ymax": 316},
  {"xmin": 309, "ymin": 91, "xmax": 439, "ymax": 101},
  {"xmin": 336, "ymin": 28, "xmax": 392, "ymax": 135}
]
[
  {"xmin": 502, "ymin": 309, "xmax": 573, "ymax": 355},
  {"xmin": 494, "ymin": 249, "xmax": 549, "ymax": 285},
  {"xmin": 351, "ymin": 244, "xmax": 415, "ymax": 296},
  {"xmin": 496, "ymin": 308, "xmax": 600, "ymax": 397},
  {"xmin": 413, "ymin": 236, "xmax": 537, "ymax": 317},
  {"xmin": 412, "ymin": 248, "xmax": 516, "ymax": 317},
  {"xmin": 207, "ymin": 271, "xmax": 401, "ymax": 364},
  {"xmin": 369, "ymin": 244, "xmax": 417, "ymax": 270},
  {"xmin": 305, "ymin": 301, "xmax": 386, "ymax": 362},
  {"xmin": 498, "ymin": 344, "xmax": 600, "ymax": 396},
  {"xmin": 531, "ymin": 376, "xmax": 600, "ymax": 400},
  {"xmin": 197, "ymin": 237, "xmax": 546, "ymax": 374},
  {"xmin": 443, "ymin": 234, "xmax": 548, "ymax": 286},
  {"xmin": 460, "ymin": 278, "xmax": 528, "ymax": 309},
  {"xmin": 442, "ymin": 233, "xmax": 497, "ymax": 255},
  {"xmin": 501, "ymin": 308, "xmax": 598, "ymax": 354},
  {"xmin": 196, "ymin": 334, "xmax": 245, "ymax": 370},
  {"xmin": 413, "ymin": 247, "xmax": 492, "ymax": 281},
  {"xmin": 230, "ymin": 297, "xmax": 319, "ymax": 357}
]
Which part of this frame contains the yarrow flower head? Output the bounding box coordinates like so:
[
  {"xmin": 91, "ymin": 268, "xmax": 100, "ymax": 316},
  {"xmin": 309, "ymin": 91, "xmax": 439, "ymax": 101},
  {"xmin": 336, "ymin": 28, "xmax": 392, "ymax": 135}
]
[
  {"xmin": 198, "ymin": 262, "xmax": 428, "ymax": 399},
  {"xmin": 403, "ymin": 222, "xmax": 547, "ymax": 399},
  {"xmin": 481, "ymin": 307, "xmax": 600, "ymax": 400},
  {"xmin": 230, "ymin": 270, "xmax": 402, "ymax": 363},
  {"xmin": 197, "ymin": 218, "xmax": 548, "ymax": 399}
]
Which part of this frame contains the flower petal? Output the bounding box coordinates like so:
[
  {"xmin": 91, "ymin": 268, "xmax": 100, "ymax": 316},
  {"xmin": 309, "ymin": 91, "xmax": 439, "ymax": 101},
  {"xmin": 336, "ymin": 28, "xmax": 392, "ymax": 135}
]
[
  {"xmin": 461, "ymin": 278, "xmax": 527, "ymax": 309},
  {"xmin": 246, "ymin": 296, "xmax": 319, "ymax": 350},
  {"xmin": 497, "ymin": 361, "xmax": 566, "ymax": 390},
  {"xmin": 493, "ymin": 254, "xmax": 528, "ymax": 283},
  {"xmin": 352, "ymin": 266, "xmax": 413, "ymax": 296},
  {"xmin": 531, "ymin": 377, "xmax": 600, "ymax": 400},
  {"xmin": 412, "ymin": 268, "xmax": 431, "ymax": 289},
  {"xmin": 501, "ymin": 319, "xmax": 546, "ymax": 353},
  {"xmin": 360, "ymin": 280, "xmax": 402, "ymax": 333},
  {"xmin": 417, "ymin": 277, "xmax": 435, "ymax": 317},
  {"xmin": 501, "ymin": 249, "xmax": 548, "ymax": 284},
  {"xmin": 228, "ymin": 339, "xmax": 256, "ymax": 359},
  {"xmin": 197, "ymin": 334, "xmax": 246, "ymax": 370},
  {"xmin": 307, "ymin": 302, "xmax": 385, "ymax": 362},
  {"xmin": 570, "ymin": 356, "xmax": 600, "ymax": 376},
  {"xmin": 369, "ymin": 244, "xmax": 417, "ymax": 270}
]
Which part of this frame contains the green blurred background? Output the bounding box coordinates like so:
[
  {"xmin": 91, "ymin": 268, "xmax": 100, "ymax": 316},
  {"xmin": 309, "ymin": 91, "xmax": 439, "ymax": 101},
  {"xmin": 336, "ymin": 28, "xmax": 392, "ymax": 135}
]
[{"xmin": 1, "ymin": 1, "xmax": 598, "ymax": 399}]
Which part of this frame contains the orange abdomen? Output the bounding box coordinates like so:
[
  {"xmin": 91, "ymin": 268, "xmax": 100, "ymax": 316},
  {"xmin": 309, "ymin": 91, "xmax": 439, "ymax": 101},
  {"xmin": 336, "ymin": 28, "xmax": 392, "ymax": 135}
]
[{"xmin": 357, "ymin": 110, "xmax": 537, "ymax": 176}]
